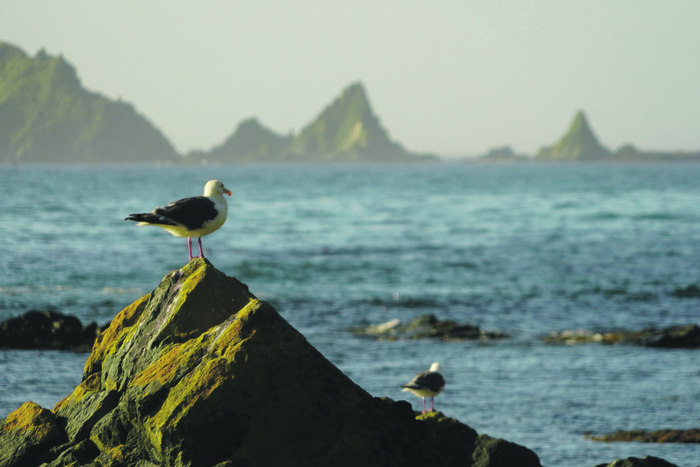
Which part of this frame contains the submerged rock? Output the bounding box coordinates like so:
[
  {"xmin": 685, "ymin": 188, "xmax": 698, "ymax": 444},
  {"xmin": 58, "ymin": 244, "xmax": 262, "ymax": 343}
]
[
  {"xmin": 593, "ymin": 455, "xmax": 680, "ymax": 467},
  {"xmin": 0, "ymin": 259, "xmax": 539, "ymax": 467},
  {"xmin": 542, "ymin": 324, "xmax": 700, "ymax": 348},
  {"xmin": 351, "ymin": 314, "xmax": 509, "ymax": 341},
  {"xmin": 0, "ymin": 310, "xmax": 110, "ymax": 351},
  {"xmin": 588, "ymin": 428, "xmax": 700, "ymax": 443}
]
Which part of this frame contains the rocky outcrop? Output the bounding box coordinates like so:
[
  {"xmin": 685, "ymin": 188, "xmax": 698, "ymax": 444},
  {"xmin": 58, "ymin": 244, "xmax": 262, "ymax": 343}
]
[
  {"xmin": 593, "ymin": 456, "xmax": 680, "ymax": 467},
  {"xmin": 0, "ymin": 310, "xmax": 109, "ymax": 351},
  {"xmin": 0, "ymin": 259, "xmax": 540, "ymax": 467},
  {"xmin": 588, "ymin": 428, "xmax": 700, "ymax": 443},
  {"xmin": 542, "ymin": 324, "xmax": 700, "ymax": 348},
  {"xmin": 351, "ymin": 314, "xmax": 509, "ymax": 341}
]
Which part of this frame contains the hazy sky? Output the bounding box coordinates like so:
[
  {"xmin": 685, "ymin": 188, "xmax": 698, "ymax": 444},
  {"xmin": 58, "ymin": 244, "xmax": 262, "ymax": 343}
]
[{"xmin": 2, "ymin": 1, "xmax": 699, "ymax": 156}]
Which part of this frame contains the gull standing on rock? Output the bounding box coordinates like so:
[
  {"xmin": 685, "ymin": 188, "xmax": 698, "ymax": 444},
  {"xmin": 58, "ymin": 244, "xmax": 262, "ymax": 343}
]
[
  {"xmin": 402, "ymin": 362, "xmax": 445, "ymax": 414},
  {"xmin": 125, "ymin": 180, "xmax": 232, "ymax": 261}
]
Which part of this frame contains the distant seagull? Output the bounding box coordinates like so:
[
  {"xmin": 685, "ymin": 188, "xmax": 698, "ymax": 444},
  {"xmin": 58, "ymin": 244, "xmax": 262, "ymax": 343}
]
[
  {"xmin": 402, "ymin": 362, "xmax": 445, "ymax": 414},
  {"xmin": 125, "ymin": 180, "xmax": 232, "ymax": 261}
]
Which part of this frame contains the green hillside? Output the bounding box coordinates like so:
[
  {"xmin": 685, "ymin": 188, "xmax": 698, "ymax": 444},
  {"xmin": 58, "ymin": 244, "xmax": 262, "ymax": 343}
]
[
  {"xmin": 188, "ymin": 118, "xmax": 292, "ymax": 163},
  {"xmin": 536, "ymin": 111, "xmax": 612, "ymax": 161},
  {"xmin": 0, "ymin": 42, "xmax": 178, "ymax": 163},
  {"xmin": 285, "ymin": 82, "xmax": 433, "ymax": 162}
]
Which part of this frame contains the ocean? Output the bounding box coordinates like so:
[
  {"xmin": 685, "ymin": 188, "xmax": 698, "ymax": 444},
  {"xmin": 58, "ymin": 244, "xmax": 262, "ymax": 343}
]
[{"xmin": 1, "ymin": 163, "xmax": 699, "ymax": 466}]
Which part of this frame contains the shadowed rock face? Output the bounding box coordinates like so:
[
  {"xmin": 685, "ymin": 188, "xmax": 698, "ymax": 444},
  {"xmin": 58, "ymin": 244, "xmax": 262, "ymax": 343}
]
[{"xmin": 1, "ymin": 259, "xmax": 543, "ymax": 467}]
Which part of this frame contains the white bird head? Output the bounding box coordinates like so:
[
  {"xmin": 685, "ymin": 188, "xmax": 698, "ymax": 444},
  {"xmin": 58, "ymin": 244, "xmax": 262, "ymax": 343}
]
[
  {"xmin": 204, "ymin": 180, "xmax": 232, "ymax": 197},
  {"xmin": 429, "ymin": 362, "xmax": 442, "ymax": 373}
]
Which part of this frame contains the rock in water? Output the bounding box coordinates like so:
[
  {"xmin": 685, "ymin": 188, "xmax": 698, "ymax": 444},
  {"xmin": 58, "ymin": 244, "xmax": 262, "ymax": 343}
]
[
  {"xmin": 0, "ymin": 310, "xmax": 109, "ymax": 351},
  {"xmin": 4, "ymin": 258, "xmax": 532, "ymax": 467}
]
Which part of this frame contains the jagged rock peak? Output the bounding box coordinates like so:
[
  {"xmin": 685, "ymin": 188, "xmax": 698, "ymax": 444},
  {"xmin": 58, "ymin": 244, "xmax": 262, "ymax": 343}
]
[
  {"xmin": 536, "ymin": 110, "xmax": 612, "ymax": 161},
  {"xmin": 286, "ymin": 81, "xmax": 421, "ymax": 162}
]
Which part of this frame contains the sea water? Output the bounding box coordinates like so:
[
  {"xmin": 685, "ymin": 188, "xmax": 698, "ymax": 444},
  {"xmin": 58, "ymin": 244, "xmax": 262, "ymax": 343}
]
[{"xmin": 1, "ymin": 163, "xmax": 699, "ymax": 467}]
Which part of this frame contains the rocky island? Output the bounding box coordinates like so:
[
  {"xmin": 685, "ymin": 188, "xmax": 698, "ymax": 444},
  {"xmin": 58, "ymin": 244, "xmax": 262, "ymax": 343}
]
[{"xmin": 533, "ymin": 110, "xmax": 700, "ymax": 163}]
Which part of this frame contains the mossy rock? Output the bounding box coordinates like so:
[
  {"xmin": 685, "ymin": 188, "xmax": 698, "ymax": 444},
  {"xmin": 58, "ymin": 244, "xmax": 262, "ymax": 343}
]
[
  {"xmin": 0, "ymin": 401, "xmax": 66, "ymax": 467},
  {"xmin": 2, "ymin": 259, "xmax": 451, "ymax": 466},
  {"xmin": 2, "ymin": 259, "xmax": 549, "ymax": 466}
]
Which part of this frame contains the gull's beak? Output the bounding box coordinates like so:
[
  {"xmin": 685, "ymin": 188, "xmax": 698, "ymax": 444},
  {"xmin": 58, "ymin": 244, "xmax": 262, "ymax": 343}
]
[{"xmin": 223, "ymin": 188, "xmax": 232, "ymax": 196}]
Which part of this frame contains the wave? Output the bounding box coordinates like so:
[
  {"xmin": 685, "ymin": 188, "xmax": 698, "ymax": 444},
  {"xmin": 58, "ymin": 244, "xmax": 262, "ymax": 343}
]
[
  {"xmin": 561, "ymin": 286, "xmax": 657, "ymax": 302},
  {"xmin": 581, "ymin": 212, "xmax": 623, "ymax": 221}
]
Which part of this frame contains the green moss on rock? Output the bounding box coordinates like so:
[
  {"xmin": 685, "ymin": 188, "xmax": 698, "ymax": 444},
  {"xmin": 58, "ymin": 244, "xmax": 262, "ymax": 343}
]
[{"xmin": 0, "ymin": 402, "xmax": 65, "ymax": 467}]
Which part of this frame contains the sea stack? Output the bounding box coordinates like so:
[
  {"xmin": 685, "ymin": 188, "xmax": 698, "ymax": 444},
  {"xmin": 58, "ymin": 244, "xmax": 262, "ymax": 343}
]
[{"xmin": 536, "ymin": 110, "xmax": 612, "ymax": 161}]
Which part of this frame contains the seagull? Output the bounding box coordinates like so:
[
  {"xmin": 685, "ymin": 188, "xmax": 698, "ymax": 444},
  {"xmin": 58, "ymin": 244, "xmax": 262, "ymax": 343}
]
[
  {"xmin": 125, "ymin": 180, "xmax": 232, "ymax": 261},
  {"xmin": 401, "ymin": 362, "xmax": 445, "ymax": 414}
]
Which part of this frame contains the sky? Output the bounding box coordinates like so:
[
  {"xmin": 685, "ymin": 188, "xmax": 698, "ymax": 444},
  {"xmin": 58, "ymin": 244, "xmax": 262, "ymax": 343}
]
[{"xmin": 2, "ymin": 1, "xmax": 699, "ymax": 157}]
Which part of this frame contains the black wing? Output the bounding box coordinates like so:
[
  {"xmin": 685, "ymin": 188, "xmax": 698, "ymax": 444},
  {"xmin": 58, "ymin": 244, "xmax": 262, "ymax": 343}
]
[
  {"xmin": 126, "ymin": 196, "xmax": 218, "ymax": 230},
  {"xmin": 153, "ymin": 196, "xmax": 219, "ymax": 230},
  {"xmin": 403, "ymin": 371, "xmax": 445, "ymax": 392}
]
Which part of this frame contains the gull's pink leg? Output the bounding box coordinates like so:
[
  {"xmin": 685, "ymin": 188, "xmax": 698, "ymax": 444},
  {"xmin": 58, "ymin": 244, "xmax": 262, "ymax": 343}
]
[
  {"xmin": 430, "ymin": 397, "xmax": 435, "ymax": 412},
  {"xmin": 187, "ymin": 237, "xmax": 193, "ymax": 261},
  {"xmin": 197, "ymin": 237, "xmax": 205, "ymax": 258},
  {"xmin": 422, "ymin": 397, "xmax": 426, "ymax": 414}
]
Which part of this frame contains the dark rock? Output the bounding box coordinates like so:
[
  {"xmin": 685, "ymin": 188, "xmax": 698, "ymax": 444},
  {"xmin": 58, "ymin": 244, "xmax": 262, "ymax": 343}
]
[
  {"xmin": 588, "ymin": 428, "xmax": 700, "ymax": 443},
  {"xmin": 0, "ymin": 309, "xmax": 111, "ymax": 351},
  {"xmin": 416, "ymin": 411, "xmax": 479, "ymax": 462},
  {"xmin": 45, "ymin": 439, "xmax": 100, "ymax": 466},
  {"xmin": 471, "ymin": 434, "xmax": 542, "ymax": 467},
  {"xmin": 593, "ymin": 455, "xmax": 680, "ymax": 467},
  {"xmin": 411, "ymin": 411, "xmax": 541, "ymax": 467},
  {"xmin": 351, "ymin": 314, "xmax": 509, "ymax": 341},
  {"xmin": 1, "ymin": 259, "xmax": 539, "ymax": 466},
  {"xmin": 643, "ymin": 324, "xmax": 700, "ymax": 348},
  {"xmin": 543, "ymin": 324, "xmax": 700, "ymax": 348}
]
